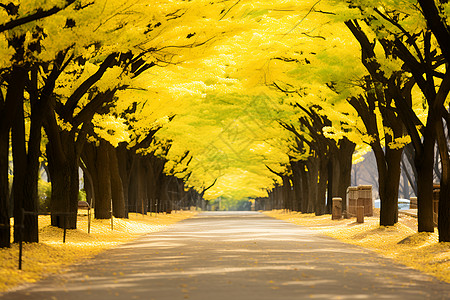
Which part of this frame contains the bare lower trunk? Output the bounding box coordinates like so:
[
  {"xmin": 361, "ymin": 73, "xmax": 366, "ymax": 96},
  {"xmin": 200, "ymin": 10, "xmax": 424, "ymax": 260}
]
[
  {"xmin": 379, "ymin": 148, "xmax": 402, "ymax": 226},
  {"xmin": 316, "ymin": 156, "xmax": 329, "ymax": 216},
  {"xmin": 282, "ymin": 176, "xmax": 293, "ymax": 211},
  {"xmin": 416, "ymin": 133, "xmax": 437, "ymax": 232},
  {"xmin": 299, "ymin": 163, "xmax": 311, "ymax": 213},
  {"xmin": 0, "ymin": 131, "xmax": 10, "ymax": 247},
  {"xmin": 47, "ymin": 142, "xmax": 79, "ymax": 229},
  {"xmin": 108, "ymin": 144, "xmax": 126, "ymax": 218},
  {"xmin": 116, "ymin": 144, "xmax": 129, "ymax": 218},
  {"xmin": 94, "ymin": 141, "xmax": 112, "ymax": 219},
  {"xmin": 436, "ymin": 119, "xmax": 450, "ymax": 241},
  {"xmin": 306, "ymin": 158, "xmax": 318, "ymax": 213},
  {"xmin": 12, "ymin": 100, "xmax": 39, "ymax": 242},
  {"xmin": 335, "ymin": 139, "xmax": 355, "ymax": 212}
]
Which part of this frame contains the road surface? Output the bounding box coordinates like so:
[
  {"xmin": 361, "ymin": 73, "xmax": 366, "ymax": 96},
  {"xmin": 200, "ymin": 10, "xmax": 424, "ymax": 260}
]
[{"xmin": 2, "ymin": 212, "xmax": 449, "ymax": 299}]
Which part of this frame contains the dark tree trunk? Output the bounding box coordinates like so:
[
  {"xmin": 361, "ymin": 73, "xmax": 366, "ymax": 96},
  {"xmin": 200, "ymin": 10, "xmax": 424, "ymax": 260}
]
[
  {"xmin": 147, "ymin": 155, "xmax": 166, "ymax": 213},
  {"xmin": 0, "ymin": 130, "xmax": 10, "ymax": 247},
  {"xmin": 267, "ymin": 189, "xmax": 273, "ymax": 210},
  {"xmin": 146, "ymin": 158, "xmax": 157, "ymax": 213},
  {"xmin": 0, "ymin": 66, "xmax": 27, "ymax": 247},
  {"xmin": 282, "ymin": 176, "xmax": 293, "ymax": 211},
  {"xmin": 47, "ymin": 132, "xmax": 79, "ymax": 229},
  {"xmin": 335, "ymin": 139, "xmax": 355, "ymax": 212},
  {"xmin": 415, "ymin": 117, "xmax": 438, "ymax": 232},
  {"xmin": 417, "ymin": 0, "xmax": 450, "ymax": 62},
  {"xmin": 138, "ymin": 157, "xmax": 148, "ymax": 214},
  {"xmin": 108, "ymin": 144, "xmax": 126, "ymax": 218},
  {"xmin": 116, "ymin": 144, "xmax": 129, "ymax": 218},
  {"xmin": 12, "ymin": 98, "xmax": 39, "ymax": 242},
  {"xmin": 81, "ymin": 140, "xmax": 113, "ymax": 219},
  {"xmin": 176, "ymin": 178, "xmax": 184, "ymax": 210},
  {"xmin": 416, "ymin": 152, "xmax": 435, "ymax": 232},
  {"xmin": 299, "ymin": 163, "xmax": 311, "ymax": 213},
  {"xmin": 127, "ymin": 156, "xmax": 138, "ymax": 213},
  {"xmin": 128, "ymin": 155, "xmax": 148, "ymax": 214},
  {"xmin": 11, "ymin": 98, "xmax": 26, "ymax": 242},
  {"xmin": 93, "ymin": 141, "xmax": 112, "ymax": 219},
  {"xmin": 306, "ymin": 157, "xmax": 318, "ymax": 213},
  {"xmin": 327, "ymin": 159, "xmax": 333, "ymax": 214},
  {"xmin": 23, "ymin": 103, "xmax": 44, "ymax": 242},
  {"xmin": 438, "ymin": 173, "xmax": 450, "ymax": 242},
  {"xmin": 436, "ymin": 118, "xmax": 450, "ymax": 241},
  {"xmin": 316, "ymin": 155, "xmax": 329, "ymax": 216},
  {"xmin": 291, "ymin": 160, "xmax": 303, "ymax": 212},
  {"xmin": 159, "ymin": 174, "xmax": 172, "ymax": 213},
  {"xmin": 275, "ymin": 184, "xmax": 284, "ymax": 209},
  {"xmin": 377, "ymin": 148, "xmax": 402, "ymax": 226}
]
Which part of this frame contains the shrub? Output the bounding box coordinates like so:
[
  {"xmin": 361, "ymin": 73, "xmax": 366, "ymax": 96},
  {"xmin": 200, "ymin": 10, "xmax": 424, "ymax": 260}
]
[
  {"xmin": 78, "ymin": 189, "xmax": 87, "ymax": 203},
  {"xmin": 38, "ymin": 180, "xmax": 51, "ymax": 212}
]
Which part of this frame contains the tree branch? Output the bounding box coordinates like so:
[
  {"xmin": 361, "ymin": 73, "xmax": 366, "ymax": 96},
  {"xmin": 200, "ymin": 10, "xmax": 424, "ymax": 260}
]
[{"xmin": 0, "ymin": 1, "xmax": 75, "ymax": 33}]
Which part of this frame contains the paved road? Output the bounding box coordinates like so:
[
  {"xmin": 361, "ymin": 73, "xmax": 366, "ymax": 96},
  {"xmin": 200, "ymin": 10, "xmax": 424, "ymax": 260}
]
[{"xmin": 2, "ymin": 212, "xmax": 450, "ymax": 299}]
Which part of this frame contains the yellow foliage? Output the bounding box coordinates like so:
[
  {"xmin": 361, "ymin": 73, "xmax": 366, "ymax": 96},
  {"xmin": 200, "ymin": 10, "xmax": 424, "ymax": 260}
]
[
  {"xmin": 92, "ymin": 114, "xmax": 130, "ymax": 147},
  {"xmin": 266, "ymin": 211, "xmax": 450, "ymax": 283},
  {"xmin": 0, "ymin": 211, "xmax": 196, "ymax": 292}
]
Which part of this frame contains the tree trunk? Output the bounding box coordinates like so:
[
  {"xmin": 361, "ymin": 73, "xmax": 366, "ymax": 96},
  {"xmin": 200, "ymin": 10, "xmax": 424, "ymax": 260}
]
[
  {"xmin": 47, "ymin": 134, "xmax": 79, "ymax": 229},
  {"xmin": 146, "ymin": 159, "xmax": 157, "ymax": 213},
  {"xmin": 298, "ymin": 162, "xmax": 310, "ymax": 213},
  {"xmin": 291, "ymin": 160, "xmax": 303, "ymax": 212},
  {"xmin": 160, "ymin": 174, "xmax": 172, "ymax": 213},
  {"xmin": 267, "ymin": 189, "xmax": 273, "ymax": 210},
  {"xmin": 326, "ymin": 159, "xmax": 333, "ymax": 214},
  {"xmin": 0, "ymin": 130, "xmax": 10, "ymax": 247},
  {"xmin": 371, "ymin": 142, "xmax": 402, "ymax": 226},
  {"xmin": 274, "ymin": 184, "xmax": 283, "ymax": 209},
  {"xmin": 282, "ymin": 176, "xmax": 292, "ymax": 211},
  {"xmin": 12, "ymin": 99, "xmax": 39, "ymax": 242},
  {"xmin": 93, "ymin": 141, "xmax": 112, "ymax": 219},
  {"xmin": 127, "ymin": 156, "xmax": 138, "ymax": 213},
  {"xmin": 128, "ymin": 155, "xmax": 148, "ymax": 214},
  {"xmin": 416, "ymin": 124, "xmax": 437, "ymax": 232},
  {"xmin": 108, "ymin": 144, "xmax": 126, "ymax": 218},
  {"xmin": 335, "ymin": 139, "xmax": 355, "ymax": 212},
  {"xmin": 0, "ymin": 65, "xmax": 27, "ymax": 247},
  {"xmin": 306, "ymin": 157, "xmax": 318, "ymax": 213},
  {"xmin": 137, "ymin": 157, "xmax": 148, "ymax": 214},
  {"xmin": 436, "ymin": 118, "xmax": 450, "ymax": 241},
  {"xmin": 116, "ymin": 144, "xmax": 129, "ymax": 218},
  {"xmin": 316, "ymin": 155, "xmax": 329, "ymax": 216}
]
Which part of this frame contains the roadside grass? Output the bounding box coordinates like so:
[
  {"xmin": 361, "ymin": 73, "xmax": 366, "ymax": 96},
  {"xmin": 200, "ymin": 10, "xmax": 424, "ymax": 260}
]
[
  {"xmin": 0, "ymin": 211, "xmax": 196, "ymax": 292},
  {"xmin": 265, "ymin": 210, "xmax": 450, "ymax": 283}
]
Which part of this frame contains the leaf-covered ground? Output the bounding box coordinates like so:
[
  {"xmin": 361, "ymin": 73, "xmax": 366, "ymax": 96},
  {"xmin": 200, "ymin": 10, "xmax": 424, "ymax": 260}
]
[
  {"xmin": 0, "ymin": 211, "xmax": 196, "ymax": 292},
  {"xmin": 265, "ymin": 210, "xmax": 450, "ymax": 283}
]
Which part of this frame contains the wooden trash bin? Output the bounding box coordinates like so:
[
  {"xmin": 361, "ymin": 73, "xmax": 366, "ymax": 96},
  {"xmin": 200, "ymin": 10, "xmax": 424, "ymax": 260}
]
[
  {"xmin": 347, "ymin": 186, "xmax": 358, "ymax": 216},
  {"xmin": 357, "ymin": 185, "xmax": 373, "ymax": 217}
]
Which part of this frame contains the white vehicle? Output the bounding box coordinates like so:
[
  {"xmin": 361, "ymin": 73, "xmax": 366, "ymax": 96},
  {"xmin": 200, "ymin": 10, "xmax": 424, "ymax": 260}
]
[{"xmin": 373, "ymin": 198, "xmax": 410, "ymax": 210}]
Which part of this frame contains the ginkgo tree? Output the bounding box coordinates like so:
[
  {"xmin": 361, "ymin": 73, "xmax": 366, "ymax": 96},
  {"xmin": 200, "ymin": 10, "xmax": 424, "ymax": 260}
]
[
  {"xmin": 0, "ymin": 0, "xmax": 279, "ymax": 245},
  {"xmin": 154, "ymin": 91, "xmax": 286, "ymax": 203},
  {"xmin": 333, "ymin": 0, "xmax": 450, "ymax": 240}
]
